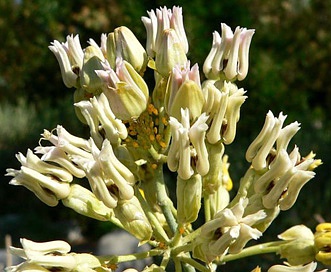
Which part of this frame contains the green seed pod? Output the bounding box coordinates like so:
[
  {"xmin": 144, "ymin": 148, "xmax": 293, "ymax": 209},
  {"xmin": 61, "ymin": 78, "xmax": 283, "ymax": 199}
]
[
  {"xmin": 114, "ymin": 196, "xmax": 152, "ymax": 242},
  {"xmin": 177, "ymin": 174, "xmax": 202, "ymax": 225}
]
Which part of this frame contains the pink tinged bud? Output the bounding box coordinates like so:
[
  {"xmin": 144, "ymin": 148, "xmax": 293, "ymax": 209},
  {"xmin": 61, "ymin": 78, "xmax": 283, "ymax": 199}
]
[
  {"xmin": 155, "ymin": 28, "xmax": 187, "ymax": 76},
  {"xmin": 142, "ymin": 6, "xmax": 188, "ymax": 58},
  {"xmin": 80, "ymin": 45, "xmax": 105, "ymax": 94},
  {"xmin": 170, "ymin": 6, "xmax": 189, "ymax": 53},
  {"xmin": 165, "ymin": 63, "xmax": 204, "ymax": 121},
  {"xmin": 97, "ymin": 59, "xmax": 149, "ymax": 120}
]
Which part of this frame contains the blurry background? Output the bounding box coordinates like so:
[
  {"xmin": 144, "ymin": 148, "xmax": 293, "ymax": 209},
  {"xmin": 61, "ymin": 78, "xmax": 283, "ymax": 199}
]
[{"xmin": 1, "ymin": 0, "xmax": 331, "ymax": 270}]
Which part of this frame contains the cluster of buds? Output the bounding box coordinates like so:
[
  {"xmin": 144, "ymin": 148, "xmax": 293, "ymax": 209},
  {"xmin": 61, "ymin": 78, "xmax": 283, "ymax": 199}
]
[{"xmin": 5, "ymin": 5, "xmax": 326, "ymax": 272}]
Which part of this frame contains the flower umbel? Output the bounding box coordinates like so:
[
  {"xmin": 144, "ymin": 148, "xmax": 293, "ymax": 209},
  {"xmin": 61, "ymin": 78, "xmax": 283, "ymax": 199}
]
[{"xmin": 5, "ymin": 5, "xmax": 325, "ymax": 272}]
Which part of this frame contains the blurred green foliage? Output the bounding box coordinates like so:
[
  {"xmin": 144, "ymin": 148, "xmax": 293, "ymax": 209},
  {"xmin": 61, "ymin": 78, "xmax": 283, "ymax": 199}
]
[{"xmin": 1, "ymin": 0, "xmax": 331, "ymax": 269}]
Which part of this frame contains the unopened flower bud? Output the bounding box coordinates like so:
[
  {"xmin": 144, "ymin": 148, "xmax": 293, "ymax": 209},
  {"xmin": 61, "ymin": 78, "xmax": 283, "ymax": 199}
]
[
  {"xmin": 277, "ymin": 225, "xmax": 315, "ymax": 266},
  {"xmin": 142, "ymin": 6, "xmax": 188, "ymax": 58},
  {"xmin": 155, "ymin": 28, "xmax": 187, "ymax": 76},
  {"xmin": 165, "ymin": 62, "xmax": 204, "ymax": 121},
  {"xmin": 62, "ymin": 184, "xmax": 113, "ymax": 221},
  {"xmin": 203, "ymin": 141, "xmax": 225, "ymax": 194},
  {"xmin": 80, "ymin": 45, "xmax": 105, "ymax": 94},
  {"xmin": 114, "ymin": 196, "xmax": 153, "ymax": 242},
  {"xmin": 106, "ymin": 26, "xmax": 148, "ymax": 74},
  {"xmin": 177, "ymin": 174, "xmax": 202, "ymax": 225},
  {"xmin": 96, "ymin": 59, "xmax": 149, "ymax": 120}
]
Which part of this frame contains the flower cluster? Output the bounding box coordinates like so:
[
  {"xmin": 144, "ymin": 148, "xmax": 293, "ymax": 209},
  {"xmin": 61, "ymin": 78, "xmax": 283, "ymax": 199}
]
[{"xmin": 4, "ymin": 5, "xmax": 327, "ymax": 272}]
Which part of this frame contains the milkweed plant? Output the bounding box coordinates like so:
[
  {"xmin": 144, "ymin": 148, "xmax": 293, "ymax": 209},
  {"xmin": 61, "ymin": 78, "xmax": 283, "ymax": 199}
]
[{"xmin": 5, "ymin": 6, "xmax": 331, "ymax": 272}]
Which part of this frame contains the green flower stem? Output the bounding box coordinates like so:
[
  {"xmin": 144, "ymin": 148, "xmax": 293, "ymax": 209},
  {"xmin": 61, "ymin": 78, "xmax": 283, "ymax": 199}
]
[
  {"xmin": 176, "ymin": 256, "xmax": 210, "ymax": 272},
  {"xmin": 135, "ymin": 187, "xmax": 170, "ymax": 243},
  {"xmin": 203, "ymin": 192, "xmax": 211, "ymax": 222},
  {"xmin": 160, "ymin": 249, "xmax": 171, "ymax": 270},
  {"xmin": 174, "ymin": 257, "xmax": 183, "ymax": 272},
  {"xmin": 98, "ymin": 248, "xmax": 164, "ymax": 264},
  {"xmin": 148, "ymin": 146, "xmax": 167, "ymax": 163},
  {"xmin": 172, "ymin": 242, "xmax": 194, "ymax": 257},
  {"xmin": 219, "ymin": 241, "xmax": 286, "ymax": 264},
  {"xmin": 172, "ymin": 230, "xmax": 182, "ymax": 247},
  {"xmin": 182, "ymin": 228, "xmax": 202, "ymax": 244},
  {"xmin": 155, "ymin": 164, "xmax": 178, "ymax": 235}
]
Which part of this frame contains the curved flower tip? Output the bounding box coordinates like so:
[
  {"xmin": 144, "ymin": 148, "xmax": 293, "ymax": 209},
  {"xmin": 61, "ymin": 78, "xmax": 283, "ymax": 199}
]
[
  {"xmin": 49, "ymin": 34, "xmax": 84, "ymax": 88},
  {"xmin": 203, "ymin": 23, "xmax": 255, "ymax": 81},
  {"xmin": 5, "ymin": 148, "xmax": 74, "ymax": 207},
  {"xmin": 6, "ymin": 238, "xmax": 110, "ymax": 271},
  {"xmin": 167, "ymin": 108, "xmax": 209, "ymax": 180},
  {"xmin": 142, "ymin": 6, "xmax": 188, "ymax": 58}
]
